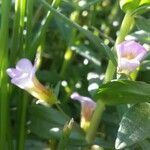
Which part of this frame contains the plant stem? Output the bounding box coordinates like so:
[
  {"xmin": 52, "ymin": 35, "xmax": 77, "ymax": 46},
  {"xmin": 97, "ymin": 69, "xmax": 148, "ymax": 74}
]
[
  {"xmin": 16, "ymin": 1, "xmax": 33, "ymax": 149},
  {"xmin": 104, "ymin": 11, "xmax": 134, "ymax": 83},
  {"xmin": 85, "ymin": 11, "xmax": 135, "ymax": 147},
  {"xmin": 19, "ymin": 0, "xmax": 27, "ymax": 55},
  {"xmin": 85, "ymin": 101, "xmax": 105, "ymax": 143},
  {"xmin": 115, "ymin": 12, "xmax": 134, "ymax": 45},
  {"xmin": 60, "ymin": 11, "xmax": 79, "ymax": 78},
  {"xmin": 25, "ymin": 0, "xmax": 34, "ymax": 51},
  {"xmin": 17, "ymin": 94, "xmax": 29, "ymax": 150},
  {"xmin": 57, "ymin": 119, "xmax": 74, "ymax": 150},
  {"xmin": 11, "ymin": 0, "xmax": 20, "ymax": 62}
]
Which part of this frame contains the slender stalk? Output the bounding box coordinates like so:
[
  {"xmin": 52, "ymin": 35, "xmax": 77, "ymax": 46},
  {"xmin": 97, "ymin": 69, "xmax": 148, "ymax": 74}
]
[
  {"xmin": 85, "ymin": 11, "xmax": 135, "ymax": 147},
  {"xmin": 0, "ymin": 62, "xmax": 9, "ymax": 150},
  {"xmin": 60, "ymin": 11, "xmax": 79, "ymax": 78},
  {"xmin": 19, "ymin": 0, "xmax": 27, "ymax": 54},
  {"xmin": 17, "ymin": 94, "xmax": 29, "ymax": 150},
  {"xmin": 115, "ymin": 12, "xmax": 134, "ymax": 45},
  {"xmin": 11, "ymin": 0, "xmax": 21, "ymax": 62},
  {"xmin": 0, "ymin": 0, "xmax": 11, "ymax": 149},
  {"xmin": 85, "ymin": 101, "xmax": 105, "ymax": 143},
  {"xmin": 25, "ymin": 0, "xmax": 34, "ymax": 51},
  {"xmin": 57, "ymin": 119, "xmax": 74, "ymax": 150},
  {"xmin": 104, "ymin": 11, "xmax": 134, "ymax": 83},
  {"xmin": 29, "ymin": 0, "xmax": 61, "ymax": 57},
  {"xmin": 16, "ymin": 1, "xmax": 30, "ymax": 149}
]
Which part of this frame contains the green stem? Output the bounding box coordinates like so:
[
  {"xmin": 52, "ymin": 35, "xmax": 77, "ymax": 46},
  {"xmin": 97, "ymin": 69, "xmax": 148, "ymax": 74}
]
[
  {"xmin": 57, "ymin": 119, "xmax": 74, "ymax": 150},
  {"xmin": 19, "ymin": 0, "xmax": 27, "ymax": 55},
  {"xmin": 59, "ymin": 10, "xmax": 79, "ymax": 79},
  {"xmin": 25, "ymin": 0, "xmax": 34, "ymax": 51},
  {"xmin": 115, "ymin": 12, "xmax": 134, "ymax": 45},
  {"xmin": 104, "ymin": 11, "xmax": 134, "ymax": 83},
  {"xmin": 0, "ymin": 0, "xmax": 11, "ymax": 149},
  {"xmin": 0, "ymin": 62, "xmax": 9, "ymax": 150},
  {"xmin": 17, "ymin": 94, "xmax": 29, "ymax": 150},
  {"xmin": 86, "ymin": 101, "xmax": 105, "ymax": 144},
  {"xmin": 85, "ymin": 11, "xmax": 135, "ymax": 147},
  {"xmin": 11, "ymin": 0, "xmax": 20, "ymax": 62}
]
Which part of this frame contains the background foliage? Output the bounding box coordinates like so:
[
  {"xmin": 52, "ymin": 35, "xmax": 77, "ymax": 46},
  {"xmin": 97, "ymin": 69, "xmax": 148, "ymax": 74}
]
[{"xmin": 0, "ymin": 0, "xmax": 149, "ymax": 149}]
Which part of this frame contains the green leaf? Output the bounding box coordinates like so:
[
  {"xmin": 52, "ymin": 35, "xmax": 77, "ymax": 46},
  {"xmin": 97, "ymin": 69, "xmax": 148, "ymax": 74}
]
[
  {"xmin": 131, "ymin": 5, "xmax": 150, "ymax": 15},
  {"xmin": 139, "ymin": 140, "xmax": 150, "ymax": 150},
  {"xmin": 41, "ymin": 0, "xmax": 117, "ymax": 66},
  {"xmin": 140, "ymin": 60, "xmax": 150, "ymax": 71},
  {"xmin": 115, "ymin": 103, "xmax": 150, "ymax": 149},
  {"xmin": 95, "ymin": 80, "xmax": 150, "ymax": 105},
  {"xmin": 25, "ymin": 139, "xmax": 48, "ymax": 150},
  {"xmin": 63, "ymin": 0, "xmax": 102, "ymax": 10},
  {"xmin": 136, "ymin": 17, "xmax": 150, "ymax": 32},
  {"xmin": 126, "ymin": 30, "xmax": 150, "ymax": 45},
  {"xmin": 120, "ymin": 0, "xmax": 140, "ymax": 12},
  {"xmin": 120, "ymin": 0, "xmax": 150, "ymax": 12},
  {"xmin": 28, "ymin": 104, "xmax": 86, "ymax": 146},
  {"xmin": 71, "ymin": 45, "xmax": 101, "ymax": 66}
]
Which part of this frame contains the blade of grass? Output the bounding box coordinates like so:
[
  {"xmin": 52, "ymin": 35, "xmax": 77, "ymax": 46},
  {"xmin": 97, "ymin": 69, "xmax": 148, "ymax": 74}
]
[
  {"xmin": 11, "ymin": 0, "xmax": 21, "ymax": 62},
  {"xmin": 0, "ymin": 0, "xmax": 11, "ymax": 149},
  {"xmin": 11, "ymin": 0, "xmax": 27, "ymax": 61},
  {"xmin": 17, "ymin": 93, "xmax": 29, "ymax": 150},
  {"xmin": 29, "ymin": 0, "xmax": 61, "ymax": 58},
  {"xmin": 40, "ymin": 0, "xmax": 117, "ymax": 66},
  {"xmin": 19, "ymin": 0, "xmax": 27, "ymax": 55},
  {"xmin": 16, "ymin": 1, "xmax": 31, "ymax": 150},
  {"xmin": 25, "ymin": 0, "xmax": 34, "ymax": 51}
]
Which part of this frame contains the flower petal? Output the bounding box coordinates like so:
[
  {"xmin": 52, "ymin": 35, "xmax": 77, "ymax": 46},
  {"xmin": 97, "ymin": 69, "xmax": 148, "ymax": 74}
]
[
  {"xmin": 70, "ymin": 92, "xmax": 96, "ymax": 115},
  {"xmin": 117, "ymin": 40, "xmax": 147, "ymax": 74},
  {"xmin": 117, "ymin": 40, "xmax": 147, "ymax": 60},
  {"xmin": 118, "ymin": 58, "xmax": 140, "ymax": 74},
  {"xmin": 71, "ymin": 92, "xmax": 96, "ymax": 106},
  {"xmin": 71, "ymin": 92, "xmax": 96, "ymax": 130},
  {"xmin": 16, "ymin": 58, "xmax": 34, "ymax": 73},
  {"xmin": 11, "ymin": 73, "xmax": 34, "ymax": 89},
  {"xmin": 6, "ymin": 68, "xmax": 21, "ymax": 78}
]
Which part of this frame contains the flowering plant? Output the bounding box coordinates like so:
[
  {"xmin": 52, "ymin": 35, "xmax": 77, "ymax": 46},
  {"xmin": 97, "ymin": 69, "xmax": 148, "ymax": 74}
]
[
  {"xmin": 7, "ymin": 58, "xmax": 57, "ymax": 105},
  {"xmin": 71, "ymin": 92, "xmax": 96, "ymax": 131},
  {"xmin": 117, "ymin": 40, "xmax": 147, "ymax": 74},
  {"xmin": 0, "ymin": 0, "xmax": 150, "ymax": 150}
]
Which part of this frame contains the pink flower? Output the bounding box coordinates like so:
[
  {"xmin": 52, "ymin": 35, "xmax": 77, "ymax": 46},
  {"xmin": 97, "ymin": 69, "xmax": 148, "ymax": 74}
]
[
  {"xmin": 7, "ymin": 58, "xmax": 57, "ymax": 105},
  {"xmin": 117, "ymin": 40, "xmax": 147, "ymax": 74},
  {"xmin": 71, "ymin": 92, "xmax": 96, "ymax": 131}
]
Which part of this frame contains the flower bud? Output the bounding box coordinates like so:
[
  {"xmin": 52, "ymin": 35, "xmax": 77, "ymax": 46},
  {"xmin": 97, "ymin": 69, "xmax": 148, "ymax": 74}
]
[{"xmin": 71, "ymin": 92, "xmax": 96, "ymax": 131}]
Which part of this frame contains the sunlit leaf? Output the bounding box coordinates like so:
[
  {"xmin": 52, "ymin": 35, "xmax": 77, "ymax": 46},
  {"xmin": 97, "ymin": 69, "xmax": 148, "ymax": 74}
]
[
  {"xmin": 120, "ymin": 0, "xmax": 150, "ymax": 12},
  {"xmin": 115, "ymin": 103, "xmax": 150, "ymax": 149},
  {"xmin": 126, "ymin": 30, "xmax": 150, "ymax": 44},
  {"xmin": 136, "ymin": 17, "xmax": 150, "ymax": 32},
  {"xmin": 71, "ymin": 45, "xmax": 101, "ymax": 66},
  {"xmin": 95, "ymin": 80, "xmax": 150, "ymax": 105}
]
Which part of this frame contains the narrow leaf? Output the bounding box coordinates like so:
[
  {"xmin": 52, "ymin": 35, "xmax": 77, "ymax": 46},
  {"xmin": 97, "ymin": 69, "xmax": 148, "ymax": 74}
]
[{"xmin": 40, "ymin": 0, "xmax": 117, "ymax": 66}]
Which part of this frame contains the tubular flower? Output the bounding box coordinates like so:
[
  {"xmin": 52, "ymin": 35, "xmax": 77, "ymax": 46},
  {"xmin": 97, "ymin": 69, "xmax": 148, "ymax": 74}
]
[
  {"xmin": 7, "ymin": 58, "xmax": 57, "ymax": 105},
  {"xmin": 117, "ymin": 40, "xmax": 147, "ymax": 74},
  {"xmin": 70, "ymin": 92, "xmax": 96, "ymax": 131}
]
